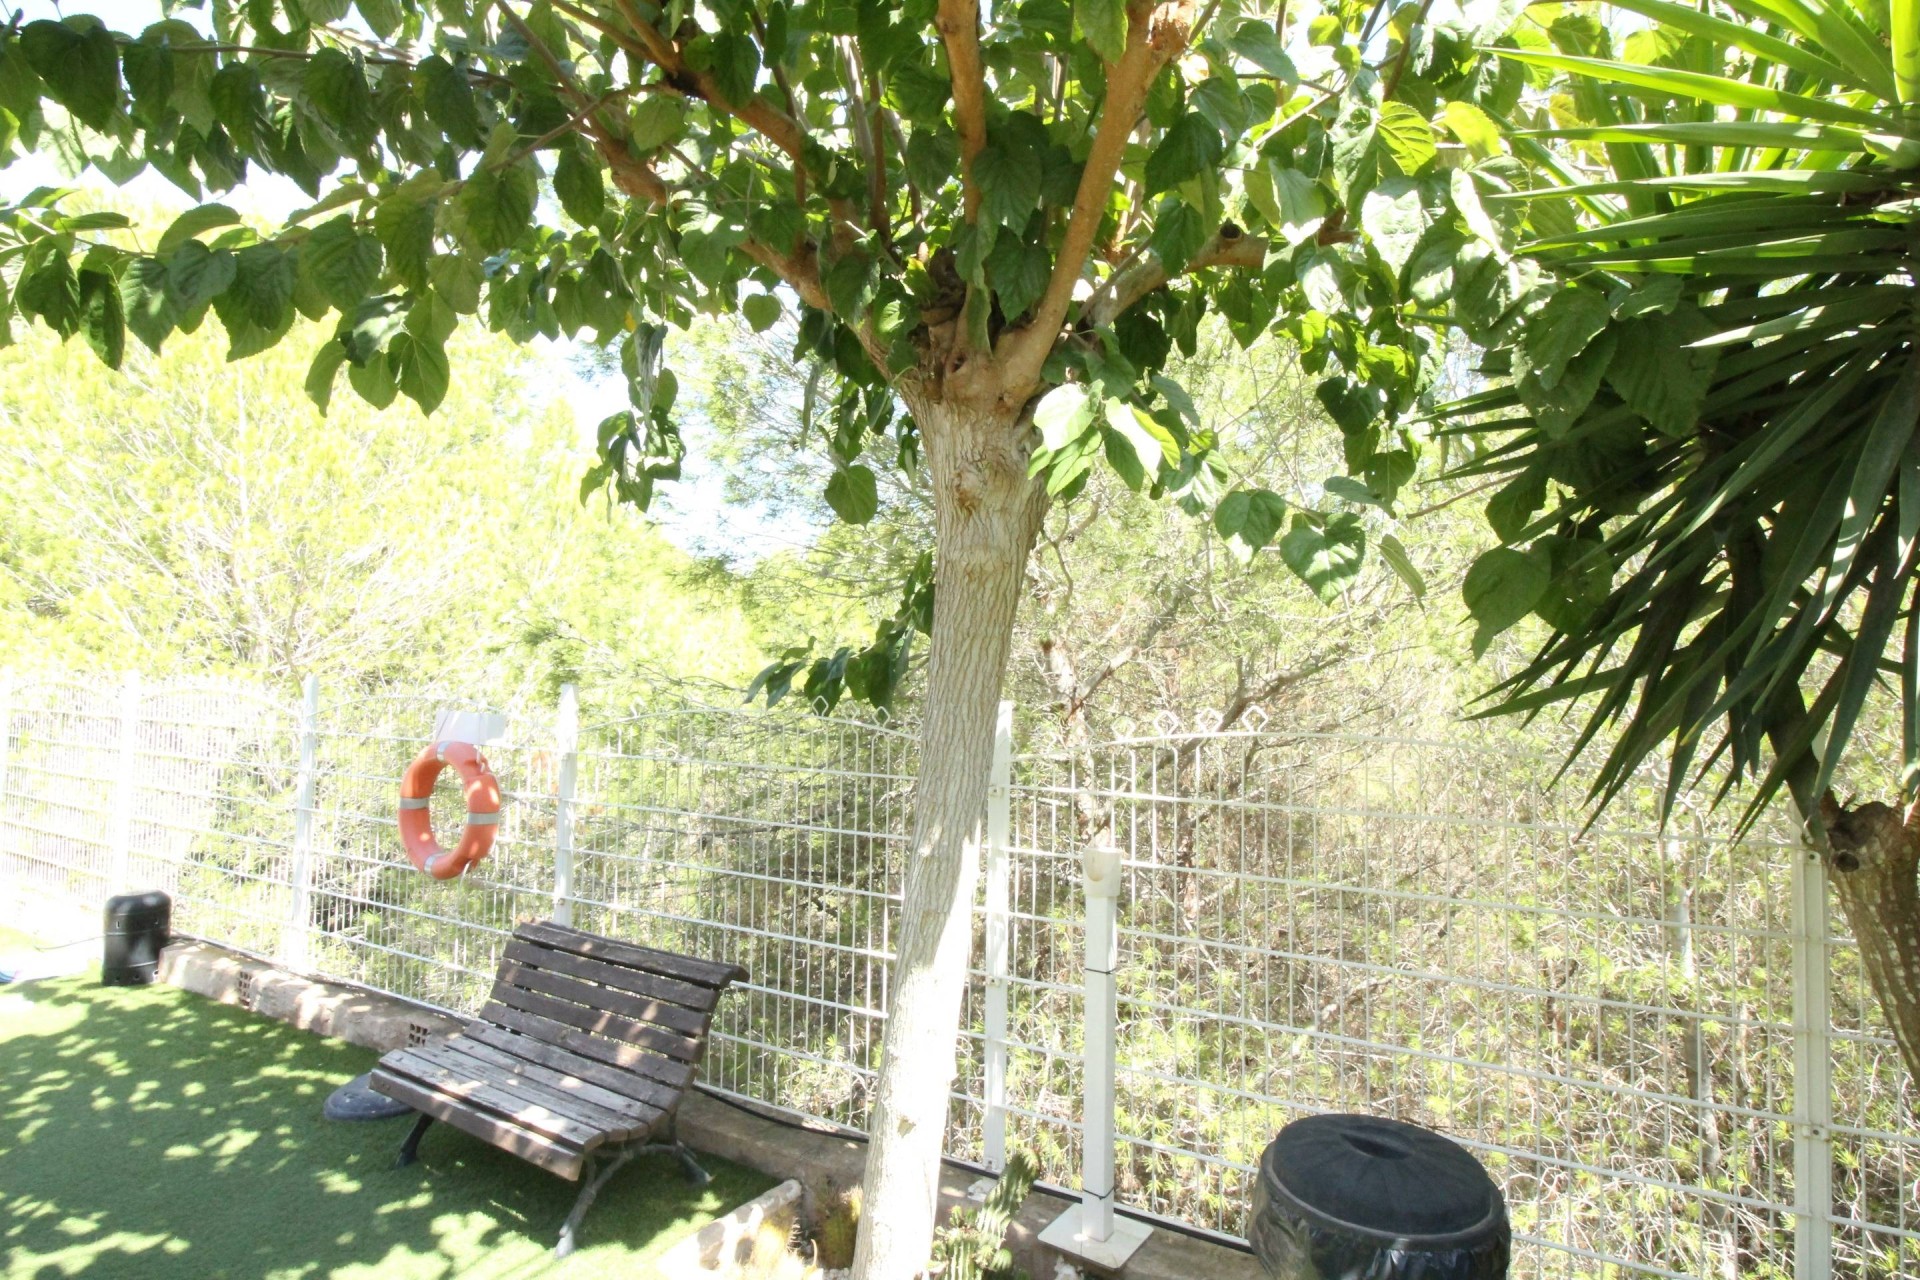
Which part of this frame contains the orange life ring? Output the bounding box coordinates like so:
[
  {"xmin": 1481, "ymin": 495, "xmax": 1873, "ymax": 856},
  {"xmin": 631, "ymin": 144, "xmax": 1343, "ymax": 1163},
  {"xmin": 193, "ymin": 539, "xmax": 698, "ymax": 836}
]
[{"xmin": 398, "ymin": 741, "xmax": 502, "ymax": 880}]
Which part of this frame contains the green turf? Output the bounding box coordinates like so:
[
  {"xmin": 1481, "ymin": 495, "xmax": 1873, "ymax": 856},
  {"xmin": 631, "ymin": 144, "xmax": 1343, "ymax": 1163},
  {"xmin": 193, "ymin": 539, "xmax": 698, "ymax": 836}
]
[{"xmin": 1, "ymin": 975, "xmax": 774, "ymax": 1279}]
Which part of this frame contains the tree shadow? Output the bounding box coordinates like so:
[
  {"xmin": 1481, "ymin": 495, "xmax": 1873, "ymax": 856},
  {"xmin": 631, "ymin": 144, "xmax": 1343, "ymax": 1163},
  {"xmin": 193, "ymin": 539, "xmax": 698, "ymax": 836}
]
[{"xmin": 1, "ymin": 977, "xmax": 766, "ymax": 1278}]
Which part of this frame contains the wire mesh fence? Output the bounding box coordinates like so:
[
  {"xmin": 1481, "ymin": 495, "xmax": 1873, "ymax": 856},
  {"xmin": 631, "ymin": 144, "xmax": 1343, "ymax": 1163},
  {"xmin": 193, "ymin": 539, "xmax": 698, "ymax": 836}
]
[{"xmin": 1, "ymin": 669, "xmax": 1916, "ymax": 1278}]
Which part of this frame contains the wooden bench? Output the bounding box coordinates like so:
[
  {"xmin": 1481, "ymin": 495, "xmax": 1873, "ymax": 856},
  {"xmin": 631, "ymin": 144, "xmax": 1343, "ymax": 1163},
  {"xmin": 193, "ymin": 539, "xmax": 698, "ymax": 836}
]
[{"xmin": 369, "ymin": 920, "xmax": 748, "ymax": 1256}]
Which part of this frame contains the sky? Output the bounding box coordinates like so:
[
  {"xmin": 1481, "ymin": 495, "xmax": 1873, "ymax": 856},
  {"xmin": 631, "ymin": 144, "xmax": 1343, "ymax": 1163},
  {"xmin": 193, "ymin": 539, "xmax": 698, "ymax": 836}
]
[{"xmin": 6, "ymin": 0, "xmax": 815, "ymax": 566}]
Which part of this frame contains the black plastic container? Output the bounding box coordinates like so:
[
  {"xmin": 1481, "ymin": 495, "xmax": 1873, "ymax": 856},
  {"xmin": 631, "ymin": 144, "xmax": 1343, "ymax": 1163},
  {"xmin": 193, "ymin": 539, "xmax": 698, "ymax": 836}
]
[
  {"xmin": 102, "ymin": 891, "xmax": 171, "ymax": 986},
  {"xmin": 1251, "ymin": 1113, "xmax": 1509, "ymax": 1279}
]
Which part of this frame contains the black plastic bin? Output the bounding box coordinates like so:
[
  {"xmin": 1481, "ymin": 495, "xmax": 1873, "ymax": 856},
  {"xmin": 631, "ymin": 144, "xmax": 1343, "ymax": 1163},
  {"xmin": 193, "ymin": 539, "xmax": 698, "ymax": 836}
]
[
  {"xmin": 1251, "ymin": 1114, "xmax": 1509, "ymax": 1279},
  {"xmin": 102, "ymin": 892, "xmax": 171, "ymax": 986}
]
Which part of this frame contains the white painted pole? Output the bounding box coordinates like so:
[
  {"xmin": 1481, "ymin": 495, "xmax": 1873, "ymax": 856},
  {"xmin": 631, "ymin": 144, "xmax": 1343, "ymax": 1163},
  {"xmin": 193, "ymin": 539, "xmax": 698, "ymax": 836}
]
[
  {"xmin": 109, "ymin": 671, "xmax": 140, "ymax": 894},
  {"xmin": 552, "ymin": 683, "xmax": 580, "ymax": 927},
  {"xmin": 1790, "ymin": 836, "xmax": 1834, "ymax": 1280},
  {"xmin": 1081, "ymin": 841, "xmax": 1123, "ymax": 1243},
  {"xmin": 0, "ymin": 669, "xmax": 12, "ymax": 842},
  {"xmin": 982, "ymin": 699, "xmax": 1014, "ymax": 1172},
  {"xmin": 282, "ymin": 675, "xmax": 321, "ymax": 971}
]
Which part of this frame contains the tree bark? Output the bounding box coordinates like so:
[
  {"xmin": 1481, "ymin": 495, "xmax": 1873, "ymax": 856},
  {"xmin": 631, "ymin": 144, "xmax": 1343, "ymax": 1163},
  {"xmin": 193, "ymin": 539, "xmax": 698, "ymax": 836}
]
[
  {"xmin": 852, "ymin": 392, "xmax": 1046, "ymax": 1280},
  {"xmin": 1817, "ymin": 793, "xmax": 1920, "ymax": 1085}
]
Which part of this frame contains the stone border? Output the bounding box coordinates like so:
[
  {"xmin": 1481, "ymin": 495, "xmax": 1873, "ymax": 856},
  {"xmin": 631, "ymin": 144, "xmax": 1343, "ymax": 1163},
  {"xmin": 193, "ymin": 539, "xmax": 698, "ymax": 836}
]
[
  {"xmin": 656, "ymin": 1178, "xmax": 804, "ymax": 1277},
  {"xmin": 154, "ymin": 940, "xmax": 1263, "ymax": 1280}
]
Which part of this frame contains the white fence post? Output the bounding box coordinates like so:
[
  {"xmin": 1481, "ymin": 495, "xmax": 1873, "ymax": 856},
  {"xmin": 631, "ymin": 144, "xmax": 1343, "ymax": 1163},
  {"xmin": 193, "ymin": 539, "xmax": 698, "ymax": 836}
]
[
  {"xmin": 982, "ymin": 700, "xmax": 1014, "ymax": 1172},
  {"xmin": 552, "ymin": 683, "xmax": 580, "ymax": 926},
  {"xmin": 281, "ymin": 675, "xmax": 321, "ymax": 971},
  {"xmin": 0, "ymin": 668, "xmax": 12, "ymax": 831},
  {"xmin": 1790, "ymin": 837, "xmax": 1834, "ymax": 1280},
  {"xmin": 1040, "ymin": 839, "xmax": 1150, "ymax": 1268},
  {"xmin": 109, "ymin": 671, "xmax": 140, "ymax": 893}
]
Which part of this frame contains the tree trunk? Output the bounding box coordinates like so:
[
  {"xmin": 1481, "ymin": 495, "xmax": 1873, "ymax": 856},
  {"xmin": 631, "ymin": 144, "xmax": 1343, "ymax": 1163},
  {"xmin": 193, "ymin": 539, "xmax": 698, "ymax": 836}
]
[
  {"xmin": 853, "ymin": 392, "xmax": 1046, "ymax": 1280},
  {"xmin": 1817, "ymin": 794, "xmax": 1920, "ymax": 1084}
]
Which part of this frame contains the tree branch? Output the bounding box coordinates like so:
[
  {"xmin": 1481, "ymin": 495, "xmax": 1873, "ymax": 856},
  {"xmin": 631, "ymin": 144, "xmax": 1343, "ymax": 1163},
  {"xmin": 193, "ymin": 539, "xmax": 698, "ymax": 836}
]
[
  {"xmin": 935, "ymin": 0, "xmax": 989, "ymax": 223},
  {"xmin": 999, "ymin": 0, "xmax": 1191, "ymax": 393},
  {"xmin": 1086, "ymin": 223, "xmax": 1266, "ymax": 328}
]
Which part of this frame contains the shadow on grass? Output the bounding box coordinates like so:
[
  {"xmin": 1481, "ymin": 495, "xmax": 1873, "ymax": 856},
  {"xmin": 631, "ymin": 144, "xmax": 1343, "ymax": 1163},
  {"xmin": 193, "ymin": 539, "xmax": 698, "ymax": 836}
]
[{"xmin": 1, "ymin": 976, "xmax": 771, "ymax": 1279}]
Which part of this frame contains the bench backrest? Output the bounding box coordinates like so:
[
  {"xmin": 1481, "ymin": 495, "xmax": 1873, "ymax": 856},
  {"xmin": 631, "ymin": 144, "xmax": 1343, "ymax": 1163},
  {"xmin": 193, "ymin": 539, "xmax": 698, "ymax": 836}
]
[{"xmin": 474, "ymin": 920, "xmax": 748, "ymax": 1107}]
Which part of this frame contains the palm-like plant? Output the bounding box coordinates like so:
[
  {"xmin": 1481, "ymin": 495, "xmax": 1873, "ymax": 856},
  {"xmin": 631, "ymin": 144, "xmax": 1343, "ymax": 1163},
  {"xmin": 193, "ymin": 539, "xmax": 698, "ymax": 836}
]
[{"xmin": 1435, "ymin": 0, "xmax": 1920, "ymax": 1078}]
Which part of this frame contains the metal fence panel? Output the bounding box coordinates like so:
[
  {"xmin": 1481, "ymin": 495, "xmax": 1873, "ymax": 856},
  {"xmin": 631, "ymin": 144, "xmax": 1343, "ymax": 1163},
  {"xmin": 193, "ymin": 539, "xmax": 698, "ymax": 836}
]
[{"xmin": 1, "ymin": 671, "xmax": 1917, "ymax": 1279}]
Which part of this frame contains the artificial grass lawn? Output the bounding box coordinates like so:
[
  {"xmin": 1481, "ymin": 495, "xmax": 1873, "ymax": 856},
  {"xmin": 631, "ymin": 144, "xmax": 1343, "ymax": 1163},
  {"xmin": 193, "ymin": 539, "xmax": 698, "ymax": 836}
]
[{"xmin": 1, "ymin": 970, "xmax": 774, "ymax": 1279}]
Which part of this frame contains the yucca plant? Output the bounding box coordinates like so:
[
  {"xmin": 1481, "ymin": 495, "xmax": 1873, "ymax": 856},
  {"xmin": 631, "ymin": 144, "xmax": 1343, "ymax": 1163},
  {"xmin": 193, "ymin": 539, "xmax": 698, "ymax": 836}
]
[{"xmin": 1429, "ymin": 0, "xmax": 1920, "ymax": 1080}]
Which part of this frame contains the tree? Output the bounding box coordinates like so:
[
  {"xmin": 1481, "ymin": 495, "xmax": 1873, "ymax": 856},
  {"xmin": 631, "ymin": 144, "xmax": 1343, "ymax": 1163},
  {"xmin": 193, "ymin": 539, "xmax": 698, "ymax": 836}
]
[
  {"xmin": 1309, "ymin": 1, "xmax": 1920, "ymax": 1086},
  {"xmin": 1, "ymin": 2, "xmax": 1443, "ymax": 1272}
]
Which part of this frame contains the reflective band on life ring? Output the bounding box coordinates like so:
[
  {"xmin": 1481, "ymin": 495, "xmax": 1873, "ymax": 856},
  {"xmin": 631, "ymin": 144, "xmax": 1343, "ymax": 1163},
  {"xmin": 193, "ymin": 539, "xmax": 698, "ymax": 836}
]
[{"xmin": 397, "ymin": 740, "xmax": 502, "ymax": 880}]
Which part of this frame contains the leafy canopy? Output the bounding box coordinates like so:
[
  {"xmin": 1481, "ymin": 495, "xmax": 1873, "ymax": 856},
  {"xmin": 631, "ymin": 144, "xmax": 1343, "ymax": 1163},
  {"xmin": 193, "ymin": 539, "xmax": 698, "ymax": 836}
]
[{"xmin": 0, "ymin": 0, "xmax": 1495, "ymax": 718}]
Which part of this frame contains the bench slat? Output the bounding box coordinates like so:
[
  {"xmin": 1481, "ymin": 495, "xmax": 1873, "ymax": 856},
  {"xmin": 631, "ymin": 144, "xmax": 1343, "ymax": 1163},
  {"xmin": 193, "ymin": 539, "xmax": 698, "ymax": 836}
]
[
  {"xmin": 516, "ymin": 921, "xmax": 747, "ymax": 989},
  {"xmin": 504, "ymin": 938, "xmax": 720, "ymax": 1014},
  {"xmin": 376, "ymin": 1049, "xmax": 608, "ymax": 1148},
  {"xmin": 500, "ymin": 957, "xmax": 712, "ymax": 1038},
  {"xmin": 487, "ymin": 980, "xmax": 706, "ymax": 1063},
  {"xmin": 478, "ymin": 1001, "xmax": 698, "ymax": 1092},
  {"xmin": 460, "ymin": 1022, "xmax": 683, "ymax": 1114},
  {"xmin": 369, "ymin": 1068, "xmax": 588, "ymax": 1180},
  {"xmin": 437, "ymin": 1035, "xmax": 667, "ymax": 1132},
  {"xmin": 405, "ymin": 1040, "xmax": 651, "ymax": 1141}
]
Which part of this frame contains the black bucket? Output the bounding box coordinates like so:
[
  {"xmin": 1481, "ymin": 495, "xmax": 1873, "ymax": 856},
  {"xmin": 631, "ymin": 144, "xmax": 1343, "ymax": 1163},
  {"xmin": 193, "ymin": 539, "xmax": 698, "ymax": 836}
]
[
  {"xmin": 1251, "ymin": 1114, "xmax": 1509, "ymax": 1279},
  {"xmin": 102, "ymin": 892, "xmax": 171, "ymax": 986}
]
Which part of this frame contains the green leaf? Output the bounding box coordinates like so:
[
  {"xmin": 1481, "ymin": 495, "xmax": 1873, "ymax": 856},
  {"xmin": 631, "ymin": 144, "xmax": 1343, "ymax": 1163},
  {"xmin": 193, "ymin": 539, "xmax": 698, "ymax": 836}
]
[
  {"xmin": 825, "ymin": 464, "xmax": 880, "ymax": 524},
  {"xmin": 1516, "ymin": 289, "xmax": 1611, "ymax": 391},
  {"xmin": 157, "ymin": 204, "xmax": 241, "ymax": 255},
  {"xmin": 414, "ymin": 55, "xmax": 485, "ymax": 150},
  {"xmin": 553, "ymin": 141, "xmax": 607, "ymax": 227},
  {"xmin": 356, "ymin": 0, "xmax": 403, "ymax": 39},
  {"xmin": 973, "ymin": 145, "xmax": 1043, "ymax": 229},
  {"xmin": 223, "ymin": 244, "xmax": 296, "ymax": 330},
  {"xmin": 629, "ymin": 95, "xmax": 686, "ymax": 151},
  {"xmin": 1075, "ymin": 0, "xmax": 1127, "ymax": 62},
  {"xmin": 1896, "ymin": 0, "xmax": 1920, "ymax": 111},
  {"xmin": 77, "ymin": 268, "xmax": 123, "ymax": 369},
  {"xmin": 1244, "ymin": 162, "xmax": 1326, "ymax": 246},
  {"xmin": 166, "ymin": 241, "xmax": 238, "ymax": 311},
  {"xmin": 743, "ymin": 292, "xmax": 782, "ymax": 333},
  {"xmin": 301, "ymin": 217, "xmax": 384, "ymax": 312},
  {"xmin": 1603, "ymin": 306, "xmax": 1718, "ymax": 436},
  {"xmin": 119, "ymin": 257, "xmax": 177, "ymax": 353},
  {"xmin": 1230, "ymin": 20, "xmax": 1296, "ymax": 83},
  {"xmin": 1148, "ymin": 202, "xmax": 1206, "ymax": 272},
  {"xmin": 1034, "ymin": 383, "xmax": 1095, "ymax": 452},
  {"xmin": 457, "ymin": 160, "xmax": 538, "ymax": 254},
  {"xmin": 305, "ymin": 47, "xmax": 377, "ymax": 150},
  {"xmin": 1487, "ymin": 48, "xmax": 1895, "ymax": 129},
  {"xmin": 986, "ymin": 236, "xmax": 1050, "ymax": 319},
  {"xmin": 1359, "ymin": 178, "xmax": 1431, "ymax": 277},
  {"xmin": 305, "ymin": 339, "xmax": 347, "ymax": 412},
  {"xmin": 121, "ymin": 34, "xmax": 174, "ymax": 127},
  {"xmin": 1463, "ymin": 545, "xmax": 1549, "ymax": 655},
  {"xmin": 20, "ymin": 19, "xmax": 120, "ymax": 131},
  {"xmin": 388, "ymin": 332, "xmax": 451, "ymax": 413},
  {"xmin": 1442, "ymin": 101, "xmax": 1501, "ymax": 159},
  {"xmin": 375, "ymin": 194, "xmax": 437, "ymax": 290},
  {"xmin": 1214, "ymin": 487, "xmax": 1288, "ymax": 561},
  {"xmin": 694, "ymin": 29, "xmax": 760, "ymax": 106},
  {"xmin": 1281, "ymin": 513, "xmax": 1366, "ymax": 604},
  {"xmin": 347, "ymin": 348, "xmax": 397, "ymax": 407},
  {"xmin": 17, "ymin": 251, "xmax": 81, "ymax": 338},
  {"xmin": 1378, "ymin": 533, "xmax": 1425, "ymax": 599},
  {"xmin": 1519, "ymin": 330, "xmax": 1616, "ymax": 437},
  {"xmin": 1374, "ymin": 102, "xmax": 1436, "ymax": 176},
  {"xmin": 428, "ymin": 254, "xmax": 484, "ymax": 314},
  {"xmin": 1104, "ymin": 398, "xmax": 1175, "ymax": 475},
  {"xmin": 1486, "ymin": 468, "xmax": 1547, "ymax": 542},
  {"xmin": 1144, "ymin": 114, "xmax": 1223, "ymax": 196}
]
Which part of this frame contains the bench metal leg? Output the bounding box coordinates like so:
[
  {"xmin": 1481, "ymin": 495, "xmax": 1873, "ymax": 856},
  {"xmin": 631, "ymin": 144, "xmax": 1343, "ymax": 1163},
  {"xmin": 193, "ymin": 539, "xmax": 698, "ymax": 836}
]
[
  {"xmin": 394, "ymin": 1113, "xmax": 433, "ymax": 1169},
  {"xmin": 556, "ymin": 1147, "xmax": 637, "ymax": 1259}
]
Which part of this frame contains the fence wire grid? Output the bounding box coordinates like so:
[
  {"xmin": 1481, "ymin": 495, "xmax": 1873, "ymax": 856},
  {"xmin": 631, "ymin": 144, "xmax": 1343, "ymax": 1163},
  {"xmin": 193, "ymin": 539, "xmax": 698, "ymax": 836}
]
[{"xmin": 1, "ymin": 669, "xmax": 1915, "ymax": 1279}]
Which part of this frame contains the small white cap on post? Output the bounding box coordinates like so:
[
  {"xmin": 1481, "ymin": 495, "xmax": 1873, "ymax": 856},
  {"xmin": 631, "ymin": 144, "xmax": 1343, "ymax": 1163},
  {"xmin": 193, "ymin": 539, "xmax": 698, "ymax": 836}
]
[{"xmin": 1081, "ymin": 842, "xmax": 1122, "ymax": 899}]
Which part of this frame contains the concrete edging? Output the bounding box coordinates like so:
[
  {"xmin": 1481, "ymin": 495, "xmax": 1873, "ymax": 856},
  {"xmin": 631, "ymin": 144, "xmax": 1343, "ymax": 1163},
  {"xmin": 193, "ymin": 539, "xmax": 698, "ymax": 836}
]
[{"xmin": 155, "ymin": 940, "xmax": 1263, "ymax": 1280}]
